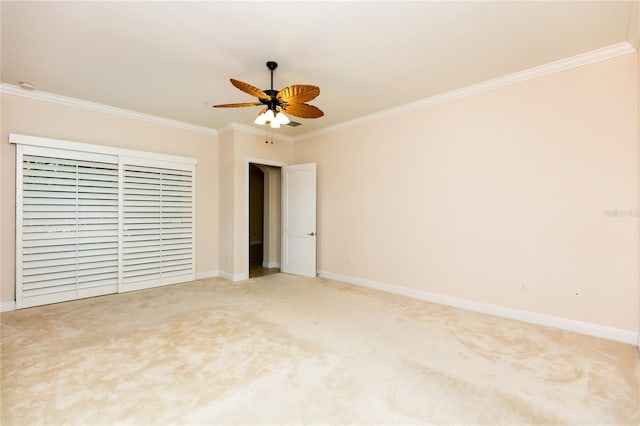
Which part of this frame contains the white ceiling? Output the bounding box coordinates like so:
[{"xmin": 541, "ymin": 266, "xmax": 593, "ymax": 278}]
[{"xmin": 1, "ymin": 1, "xmax": 635, "ymax": 137}]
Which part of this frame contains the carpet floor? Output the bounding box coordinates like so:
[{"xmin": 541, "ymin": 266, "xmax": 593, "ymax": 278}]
[{"xmin": 1, "ymin": 273, "xmax": 638, "ymax": 425}]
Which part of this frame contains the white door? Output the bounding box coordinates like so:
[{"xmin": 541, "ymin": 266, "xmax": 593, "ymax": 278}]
[{"xmin": 281, "ymin": 163, "xmax": 316, "ymax": 277}]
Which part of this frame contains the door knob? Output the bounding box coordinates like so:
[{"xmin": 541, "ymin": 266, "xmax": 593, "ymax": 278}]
[{"xmin": 308, "ymin": 232, "xmax": 316, "ymax": 236}]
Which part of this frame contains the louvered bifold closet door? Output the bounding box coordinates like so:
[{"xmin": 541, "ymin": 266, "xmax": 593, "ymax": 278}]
[
  {"xmin": 16, "ymin": 146, "xmax": 119, "ymax": 308},
  {"xmin": 121, "ymin": 159, "xmax": 195, "ymax": 292}
]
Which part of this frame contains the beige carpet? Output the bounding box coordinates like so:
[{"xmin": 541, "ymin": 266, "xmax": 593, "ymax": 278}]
[{"xmin": 1, "ymin": 273, "xmax": 638, "ymax": 425}]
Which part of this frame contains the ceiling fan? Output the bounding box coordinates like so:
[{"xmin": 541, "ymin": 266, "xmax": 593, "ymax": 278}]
[{"xmin": 213, "ymin": 61, "xmax": 324, "ymax": 128}]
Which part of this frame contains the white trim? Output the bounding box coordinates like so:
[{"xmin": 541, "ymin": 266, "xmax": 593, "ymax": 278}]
[
  {"xmin": 217, "ymin": 123, "xmax": 246, "ymax": 136},
  {"xmin": 217, "ymin": 271, "xmax": 248, "ymax": 282},
  {"xmin": 218, "ymin": 271, "xmax": 234, "ymax": 281},
  {"xmin": 10, "ymin": 133, "xmax": 197, "ymax": 165},
  {"xmin": 0, "ymin": 83, "xmax": 218, "ymax": 136},
  {"xmin": 1, "ymin": 302, "xmax": 16, "ymax": 312},
  {"xmin": 195, "ymin": 270, "xmax": 219, "ymax": 280},
  {"xmin": 117, "ymin": 161, "xmax": 124, "ymax": 294},
  {"xmin": 262, "ymin": 261, "xmax": 281, "ymax": 268},
  {"xmin": 628, "ymin": 0, "xmax": 639, "ymax": 50},
  {"xmin": 120, "ymin": 275, "xmax": 193, "ymax": 293},
  {"xmin": 191, "ymin": 164, "xmax": 197, "ymax": 282},
  {"xmin": 318, "ymin": 271, "xmax": 638, "ymax": 346},
  {"xmin": 22, "ymin": 143, "xmax": 117, "ymax": 164},
  {"xmin": 14, "ymin": 145, "xmax": 24, "ymax": 309},
  {"xmin": 217, "ymin": 124, "xmax": 235, "ymax": 135},
  {"xmin": 246, "ymin": 157, "xmax": 288, "ymax": 168},
  {"xmin": 295, "ymin": 42, "xmax": 636, "ymax": 142},
  {"xmin": 14, "ymin": 140, "xmax": 196, "ymax": 308}
]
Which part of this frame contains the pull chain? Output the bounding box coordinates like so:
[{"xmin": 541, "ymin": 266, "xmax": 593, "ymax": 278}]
[{"xmin": 264, "ymin": 127, "xmax": 274, "ymax": 144}]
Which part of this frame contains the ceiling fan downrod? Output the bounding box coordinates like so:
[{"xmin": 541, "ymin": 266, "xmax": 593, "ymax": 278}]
[
  {"xmin": 266, "ymin": 61, "xmax": 277, "ymax": 91},
  {"xmin": 264, "ymin": 61, "xmax": 279, "ymax": 111}
]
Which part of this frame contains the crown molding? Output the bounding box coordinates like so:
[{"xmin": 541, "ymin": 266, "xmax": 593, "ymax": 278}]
[
  {"xmin": 294, "ymin": 41, "xmax": 636, "ymax": 142},
  {"xmin": 628, "ymin": 1, "xmax": 640, "ymax": 49},
  {"xmin": 0, "ymin": 83, "xmax": 219, "ymax": 136},
  {"xmin": 2, "ymin": 40, "xmax": 634, "ymax": 144},
  {"xmin": 218, "ymin": 123, "xmax": 236, "ymax": 135},
  {"xmin": 232, "ymin": 122, "xmax": 264, "ymax": 136}
]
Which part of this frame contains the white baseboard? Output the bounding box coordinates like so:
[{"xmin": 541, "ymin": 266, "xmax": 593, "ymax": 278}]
[
  {"xmin": 1, "ymin": 302, "xmax": 16, "ymax": 312},
  {"xmin": 217, "ymin": 271, "xmax": 234, "ymax": 281},
  {"xmin": 218, "ymin": 271, "xmax": 249, "ymax": 282},
  {"xmin": 318, "ymin": 271, "xmax": 638, "ymax": 346},
  {"xmin": 262, "ymin": 261, "xmax": 281, "ymax": 268},
  {"xmin": 195, "ymin": 270, "xmax": 219, "ymax": 280}
]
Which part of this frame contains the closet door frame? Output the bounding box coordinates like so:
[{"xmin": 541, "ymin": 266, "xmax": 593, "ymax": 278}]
[{"xmin": 11, "ymin": 133, "xmax": 197, "ymax": 309}]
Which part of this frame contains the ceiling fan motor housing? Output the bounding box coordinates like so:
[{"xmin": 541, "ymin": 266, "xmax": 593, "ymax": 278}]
[{"xmin": 261, "ymin": 90, "xmax": 281, "ymax": 110}]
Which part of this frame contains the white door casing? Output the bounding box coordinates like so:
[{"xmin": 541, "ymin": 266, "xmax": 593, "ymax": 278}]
[
  {"xmin": 12, "ymin": 134, "xmax": 196, "ymax": 309},
  {"xmin": 281, "ymin": 163, "xmax": 317, "ymax": 277}
]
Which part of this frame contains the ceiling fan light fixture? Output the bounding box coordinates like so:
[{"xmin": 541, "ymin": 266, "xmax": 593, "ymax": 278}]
[
  {"xmin": 275, "ymin": 111, "xmax": 290, "ymax": 125},
  {"xmin": 255, "ymin": 108, "xmax": 289, "ymax": 128},
  {"xmin": 254, "ymin": 113, "xmax": 269, "ymax": 125}
]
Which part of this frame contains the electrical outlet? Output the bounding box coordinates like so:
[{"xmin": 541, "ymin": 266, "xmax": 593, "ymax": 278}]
[
  {"xmin": 347, "ymin": 256, "xmax": 352, "ymax": 264},
  {"xmin": 520, "ymin": 281, "xmax": 527, "ymax": 292},
  {"xmin": 575, "ymin": 289, "xmax": 581, "ymax": 296}
]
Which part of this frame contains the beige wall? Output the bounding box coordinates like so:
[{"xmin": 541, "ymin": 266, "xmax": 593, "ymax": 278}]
[
  {"xmin": 295, "ymin": 53, "xmax": 639, "ymax": 331},
  {"xmin": 248, "ymin": 165, "xmax": 264, "ymax": 244},
  {"xmin": 217, "ymin": 129, "xmax": 235, "ymax": 276},
  {"xmin": 265, "ymin": 166, "xmax": 281, "ymax": 267},
  {"xmin": 0, "ymin": 93, "xmax": 219, "ymax": 304},
  {"xmin": 254, "ymin": 164, "xmax": 281, "ymax": 267}
]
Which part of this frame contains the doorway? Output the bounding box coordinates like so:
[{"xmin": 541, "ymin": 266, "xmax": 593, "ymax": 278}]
[{"xmin": 248, "ymin": 163, "xmax": 282, "ymax": 278}]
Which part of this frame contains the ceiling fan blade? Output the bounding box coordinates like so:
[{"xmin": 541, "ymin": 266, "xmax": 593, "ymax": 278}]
[
  {"xmin": 212, "ymin": 102, "xmax": 263, "ymax": 108},
  {"xmin": 230, "ymin": 78, "xmax": 271, "ymax": 101},
  {"xmin": 277, "ymin": 85, "xmax": 320, "ymax": 104},
  {"xmin": 283, "ymin": 103, "xmax": 324, "ymax": 119}
]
